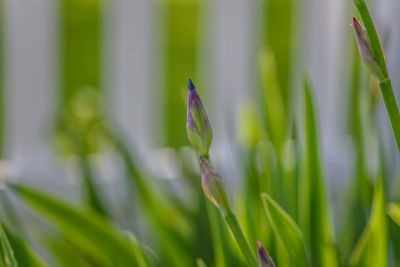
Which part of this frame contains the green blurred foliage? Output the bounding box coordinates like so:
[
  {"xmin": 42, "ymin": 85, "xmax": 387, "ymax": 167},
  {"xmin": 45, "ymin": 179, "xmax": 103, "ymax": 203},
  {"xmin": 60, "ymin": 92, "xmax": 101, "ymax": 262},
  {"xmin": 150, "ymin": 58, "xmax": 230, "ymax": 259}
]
[
  {"xmin": 261, "ymin": 0, "xmax": 293, "ymax": 107},
  {"xmin": 60, "ymin": 0, "xmax": 103, "ymax": 104},
  {"xmin": 161, "ymin": 0, "xmax": 205, "ymax": 148},
  {"xmin": 0, "ymin": 0, "xmax": 399, "ymax": 266}
]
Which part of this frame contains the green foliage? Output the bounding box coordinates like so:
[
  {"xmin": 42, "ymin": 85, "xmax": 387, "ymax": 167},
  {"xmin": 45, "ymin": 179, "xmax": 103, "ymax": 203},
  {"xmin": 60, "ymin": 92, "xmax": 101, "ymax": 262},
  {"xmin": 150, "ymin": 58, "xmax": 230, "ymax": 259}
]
[
  {"xmin": 353, "ymin": 0, "xmax": 400, "ymax": 151},
  {"xmin": 387, "ymin": 203, "xmax": 400, "ymax": 227},
  {"xmin": 60, "ymin": 0, "xmax": 102, "ymax": 102},
  {"xmin": 261, "ymin": 193, "xmax": 308, "ymax": 266},
  {"xmin": 1, "ymin": 0, "xmax": 399, "ymax": 266},
  {"xmin": 0, "ymin": 224, "xmax": 17, "ymax": 267},
  {"xmin": 3, "ymin": 226, "xmax": 46, "ymax": 267},
  {"xmin": 8, "ymin": 184, "xmax": 146, "ymax": 267},
  {"xmin": 300, "ymin": 75, "xmax": 338, "ymax": 267},
  {"xmin": 349, "ymin": 179, "xmax": 387, "ymax": 267},
  {"xmin": 262, "ymin": 0, "xmax": 294, "ymax": 105},
  {"xmin": 162, "ymin": 0, "xmax": 205, "ymax": 148}
]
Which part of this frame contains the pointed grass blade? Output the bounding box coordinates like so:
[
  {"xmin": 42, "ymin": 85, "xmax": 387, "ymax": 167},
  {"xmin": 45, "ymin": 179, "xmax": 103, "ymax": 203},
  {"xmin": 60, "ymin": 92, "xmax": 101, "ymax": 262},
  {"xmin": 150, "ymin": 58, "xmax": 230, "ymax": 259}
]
[
  {"xmin": 300, "ymin": 75, "xmax": 338, "ymax": 267},
  {"xmin": 3, "ymin": 226, "xmax": 46, "ymax": 267},
  {"xmin": 0, "ymin": 224, "xmax": 17, "ymax": 267},
  {"xmin": 349, "ymin": 179, "xmax": 387, "ymax": 267},
  {"xmin": 9, "ymin": 184, "xmax": 144, "ymax": 267},
  {"xmin": 261, "ymin": 193, "xmax": 308, "ymax": 266}
]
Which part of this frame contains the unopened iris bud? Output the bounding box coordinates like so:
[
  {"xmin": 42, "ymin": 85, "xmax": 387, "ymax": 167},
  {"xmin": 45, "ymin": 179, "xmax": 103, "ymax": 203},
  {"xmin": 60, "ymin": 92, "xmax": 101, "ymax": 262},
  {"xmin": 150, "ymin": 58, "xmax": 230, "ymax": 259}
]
[
  {"xmin": 199, "ymin": 156, "xmax": 230, "ymax": 212},
  {"xmin": 187, "ymin": 79, "xmax": 213, "ymax": 156},
  {"xmin": 352, "ymin": 17, "xmax": 384, "ymax": 81},
  {"xmin": 257, "ymin": 241, "xmax": 275, "ymax": 267}
]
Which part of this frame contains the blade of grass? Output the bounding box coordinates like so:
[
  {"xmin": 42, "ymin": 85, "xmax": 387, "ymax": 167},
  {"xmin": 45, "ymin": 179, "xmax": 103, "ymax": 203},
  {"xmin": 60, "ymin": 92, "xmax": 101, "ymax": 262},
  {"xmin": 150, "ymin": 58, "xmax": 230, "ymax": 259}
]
[
  {"xmin": 223, "ymin": 209, "xmax": 258, "ymax": 267},
  {"xmin": 60, "ymin": 125, "xmax": 109, "ymax": 217},
  {"xmin": 258, "ymin": 51, "xmax": 285, "ymax": 204},
  {"xmin": 9, "ymin": 184, "xmax": 144, "ymax": 266},
  {"xmin": 261, "ymin": 192, "xmax": 308, "ymax": 266},
  {"xmin": 205, "ymin": 202, "xmax": 236, "ymax": 267},
  {"xmin": 79, "ymin": 150, "xmax": 108, "ymax": 217},
  {"xmin": 42, "ymin": 233, "xmax": 100, "ymax": 267},
  {"xmin": 0, "ymin": 224, "xmax": 17, "ymax": 267},
  {"xmin": 108, "ymin": 133, "xmax": 193, "ymax": 266},
  {"xmin": 237, "ymin": 104, "xmax": 270, "ymax": 248},
  {"xmin": 262, "ymin": 0, "xmax": 294, "ymax": 106},
  {"xmin": 349, "ymin": 178, "xmax": 387, "ymax": 267},
  {"xmin": 388, "ymin": 201, "xmax": 400, "ymax": 265},
  {"xmin": 338, "ymin": 43, "xmax": 372, "ymax": 259},
  {"xmin": 259, "ymin": 49, "xmax": 287, "ymax": 150},
  {"xmin": 0, "ymin": 193, "xmax": 24, "ymax": 236},
  {"xmin": 259, "ymin": 51, "xmax": 297, "ymax": 219},
  {"xmin": 387, "ymin": 203, "xmax": 400, "ymax": 226},
  {"xmin": 125, "ymin": 232, "xmax": 149, "ymax": 267},
  {"xmin": 2, "ymin": 226, "xmax": 47, "ymax": 267},
  {"xmin": 300, "ymin": 75, "xmax": 338, "ymax": 267}
]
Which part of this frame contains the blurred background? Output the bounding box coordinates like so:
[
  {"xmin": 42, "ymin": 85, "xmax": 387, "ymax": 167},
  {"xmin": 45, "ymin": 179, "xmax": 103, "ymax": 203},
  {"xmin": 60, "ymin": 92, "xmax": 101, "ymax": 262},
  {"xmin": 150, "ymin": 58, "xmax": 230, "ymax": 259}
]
[
  {"xmin": 1, "ymin": 0, "xmax": 400, "ymax": 266},
  {"xmin": 3, "ymin": 0, "xmax": 400, "ymax": 202}
]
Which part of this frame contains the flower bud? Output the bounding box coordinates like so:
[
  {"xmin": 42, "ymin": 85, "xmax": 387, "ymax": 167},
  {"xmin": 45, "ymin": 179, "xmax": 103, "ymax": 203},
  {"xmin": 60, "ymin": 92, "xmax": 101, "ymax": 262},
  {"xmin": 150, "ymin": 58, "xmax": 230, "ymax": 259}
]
[
  {"xmin": 199, "ymin": 156, "xmax": 230, "ymax": 212},
  {"xmin": 187, "ymin": 79, "xmax": 213, "ymax": 156},
  {"xmin": 352, "ymin": 17, "xmax": 384, "ymax": 81},
  {"xmin": 257, "ymin": 241, "xmax": 275, "ymax": 267}
]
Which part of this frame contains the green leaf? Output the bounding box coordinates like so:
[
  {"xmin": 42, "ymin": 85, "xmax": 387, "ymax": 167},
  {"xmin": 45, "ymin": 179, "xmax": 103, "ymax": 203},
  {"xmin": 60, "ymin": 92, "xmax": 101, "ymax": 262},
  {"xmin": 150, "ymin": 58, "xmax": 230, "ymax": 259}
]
[
  {"xmin": 259, "ymin": 49, "xmax": 287, "ymax": 149},
  {"xmin": 299, "ymin": 75, "xmax": 338, "ymax": 267},
  {"xmin": 125, "ymin": 232, "xmax": 149, "ymax": 267},
  {"xmin": 262, "ymin": 0, "xmax": 294, "ymax": 106},
  {"xmin": 387, "ymin": 203, "xmax": 400, "ymax": 227},
  {"xmin": 109, "ymin": 134, "xmax": 194, "ymax": 267},
  {"xmin": 261, "ymin": 192, "xmax": 308, "ymax": 266},
  {"xmin": 41, "ymin": 232, "xmax": 99, "ymax": 267},
  {"xmin": 0, "ymin": 224, "xmax": 18, "ymax": 267},
  {"xmin": 79, "ymin": 152, "xmax": 109, "ymax": 217},
  {"xmin": 349, "ymin": 179, "xmax": 387, "ymax": 267},
  {"xmin": 9, "ymin": 184, "xmax": 144, "ymax": 267},
  {"xmin": 196, "ymin": 258, "xmax": 207, "ymax": 267},
  {"xmin": 3, "ymin": 226, "xmax": 47, "ymax": 267}
]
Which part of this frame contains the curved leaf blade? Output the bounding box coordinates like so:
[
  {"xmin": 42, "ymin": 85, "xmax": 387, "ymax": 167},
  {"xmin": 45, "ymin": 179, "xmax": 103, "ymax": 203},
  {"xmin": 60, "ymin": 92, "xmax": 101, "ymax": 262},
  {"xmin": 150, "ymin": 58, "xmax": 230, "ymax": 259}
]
[
  {"xmin": 261, "ymin": 192, "xmax": 308, "ymax": 266},
  {"xmin": 9, "ymin": 184, "xmax": 144, "ymax": 267},
  {"xmin": 3, "ymin": 226, "xmax": 47, "ymax": 267},
  {"xmin": 0, "ymin": 224, "xmax": 18, "ymax": 267},
  {"xmin": 349, "ymin": 179, "xmax": 387, "ymax": 267},
  {"xmin": 300, "ymin": 75, "xmax": 338, "ymax": 267}
]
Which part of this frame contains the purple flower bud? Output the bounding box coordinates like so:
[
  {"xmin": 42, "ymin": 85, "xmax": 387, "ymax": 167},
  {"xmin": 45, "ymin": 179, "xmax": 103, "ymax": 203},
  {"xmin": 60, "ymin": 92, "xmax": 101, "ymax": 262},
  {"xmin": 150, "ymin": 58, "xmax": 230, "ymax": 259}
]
[
  {"xmin": 352, "ymin": 17, "xmax": 384, "ymax": 81},
  {"xmin": 199, "ymin": 156, "xmax": 230, "ymax": 212},
  {"xmin": 187, "ymin": 79, "xmax": 213, "ymax": 156},
  {"xmin": 257, "ymin": 241, "xmax": 275, "ymax": 267}
]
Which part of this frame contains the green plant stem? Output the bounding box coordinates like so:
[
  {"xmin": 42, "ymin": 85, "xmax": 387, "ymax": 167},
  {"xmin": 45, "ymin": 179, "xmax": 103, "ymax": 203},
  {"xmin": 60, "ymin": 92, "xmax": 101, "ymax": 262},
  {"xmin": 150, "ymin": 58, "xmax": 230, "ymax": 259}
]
[
  {"xmin": 354, "ymin": 0, "xmax": 400, "ymax": 152},
  {"xmin": 202, "ymin": 154, "xmax": 257, "ymax": 266},
  {"xmin": 379, "ymin": 78, "xmax": 400, "ymax": 151},
  {"xmin": 223, "ymin": 209, "xmax": 258, "ymax": 267}
]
